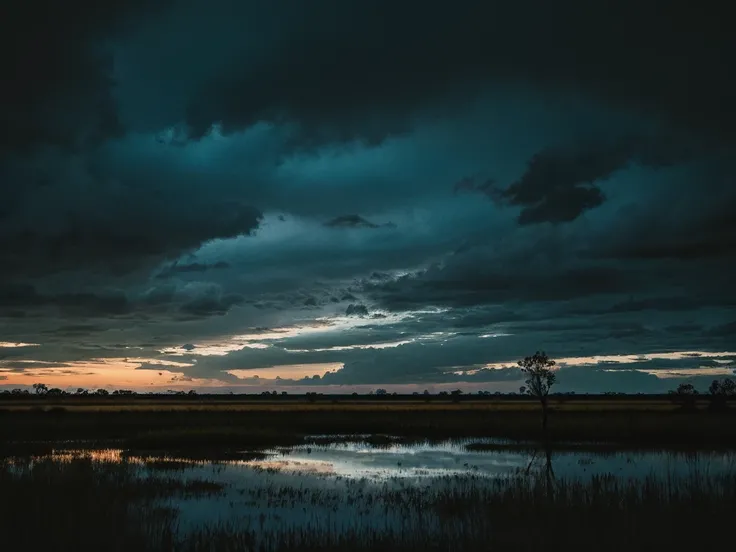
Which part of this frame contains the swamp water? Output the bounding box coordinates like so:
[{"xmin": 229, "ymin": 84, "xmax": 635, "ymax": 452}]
[{"xmin": 6, "ymin": 438, "xmax": 736, "ymax": 546}]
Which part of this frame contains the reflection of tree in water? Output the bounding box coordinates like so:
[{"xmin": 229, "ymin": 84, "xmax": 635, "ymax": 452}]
[{"xmin": 524, "ymin": 439, "xmax": 556, "ymax": 493}]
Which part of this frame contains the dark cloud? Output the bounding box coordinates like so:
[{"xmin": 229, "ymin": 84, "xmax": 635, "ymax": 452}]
[
  {"xmin": 0, "ymin": 166, "xmax": 263, "ymax": 279},
  {"xmin": 155, "ymin": 260, "xmax": 231, "ymax": 279},
  {"xmin": 364, "ymin": 256, "xmax": 637, "ymax": 311},
  {"xmin": 345, "ymin": 304, "xmax": 369, "ymax": 317},
  {"xmin": 42, "ymin": 324, "xmax": 109, "ymax": 338},
  {"xmin": 0, "ymin": 361, "xmax": 73, "ymax": 371},
  {"xmin": 453, "ymin": 176, "xmax": 496, "ymax": 197},
  {"xmin": 495, "ymin": 146, "xmax": 614, "ymax": 224},
  {"xmin": 325, "ymin": 215, "xmax": 380, "ymax": 229},
  {"xmin": 2, "ymin": 2, "xmax": 264, "ymax": 287},
  {"xmin": 1, "ymin": 0, "xmax": 734, "ymax": 393},
  {"xmin": 665, "ymin": 324, "xmax": 702, "ymax": 335},
  {"xmin": 489, "ymin": 136, "xmax": 691, "ymax": 225},
  {"xmin": 593, "ymin": 190, "xmax": 736, "ymax": 262},
  {"xmin": 0, "ymin": 283, "xmax": 130, "ymax": 317},
  {"xmin": 174, "ymin": 1, "xmax": 736, "ymax": 147},
  {"xmin": 0, "ymin": 0, "xmax": 168, "ymax": 155},
  {"xmin": 706, "ymin": 321, "xmax": 736, "ymax": 338},
  {"xmin": 0, "ymin": 279, "xmax": 252, "ymax": 323},
  {"xmin": 176, "ymin": 285, "xmax": 244, "ymax": 318},
  {"xmin": 606, "ymin": 297, "xmax": 701, "ymax": 314}
]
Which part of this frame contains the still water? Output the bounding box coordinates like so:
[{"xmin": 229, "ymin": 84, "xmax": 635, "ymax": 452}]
[{"xmin": 16, "ymin": 438, "xmax": 736, "ymax": 536}]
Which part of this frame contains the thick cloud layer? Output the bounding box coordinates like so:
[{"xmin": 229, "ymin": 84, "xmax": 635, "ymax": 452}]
[{"xmin": 1, "ymin": 0, "xmax": 734, "ymax": 392}]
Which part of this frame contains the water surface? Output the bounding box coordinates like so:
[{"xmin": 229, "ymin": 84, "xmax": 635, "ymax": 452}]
[{"xmin": 13, "ymin": 438, "xmax": 736, "ymax": 539}]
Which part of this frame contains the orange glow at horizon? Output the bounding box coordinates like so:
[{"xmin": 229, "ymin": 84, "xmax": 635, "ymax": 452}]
[
  {"xmin": 0, "ymin": 358, "xmax": 344, "ymax": 390},
  {"xmin": 1, "ymin": 349, "xmax": 733, "ymax": 391},
  {"xmin": 0, "ymin": 358, "xmax": 224, "ymax": 390}
]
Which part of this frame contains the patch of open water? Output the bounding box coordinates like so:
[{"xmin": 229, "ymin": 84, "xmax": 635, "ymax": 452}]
[{"xmin": 8, "ymin": 437, "xmax": 736, "ymax": 537}]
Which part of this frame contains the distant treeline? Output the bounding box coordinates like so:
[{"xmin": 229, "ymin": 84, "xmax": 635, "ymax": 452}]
[{"xmin": 1, "ymin": 388, "xmax": 734, "ymax": 402}]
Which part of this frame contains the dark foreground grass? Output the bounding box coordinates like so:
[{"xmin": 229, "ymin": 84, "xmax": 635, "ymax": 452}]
[
  {"xmin": 0, "ymin": 457, "xmax": 224, "ymax": 552},
  {"xmin": 179, "ymin": 472, "xmax": 736, "ymax": 552},
  {"xmin": 2, "ymin": 405, "xmax": 736, "ymax": 451},
  {"xmin": 1, "ymin": 455, "xmax": 735, "ymax": 552}
]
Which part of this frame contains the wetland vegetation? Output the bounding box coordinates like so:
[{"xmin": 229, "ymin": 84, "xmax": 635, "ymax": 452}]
[
  {"xmin": 2, "ymin": 393, "xmax": 736, "ymax": 449},
  {"xmin": 2, "ymin": 389, "xmax": 735, "ymax": 551},
  {"xmin": 1, "ymin": 441, "xmax": 736, "ymax": 552}
]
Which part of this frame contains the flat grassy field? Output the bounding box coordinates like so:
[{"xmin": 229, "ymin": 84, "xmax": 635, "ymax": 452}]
[
  {"xmin": 0, "ymin": 396, "xmax": 709, "ymax": 412},
  {"xmin": 1, "ymin": 396, "xmax": 735, "ymax": 449}
]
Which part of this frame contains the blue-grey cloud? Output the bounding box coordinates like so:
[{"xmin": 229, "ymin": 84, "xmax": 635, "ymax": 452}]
[{"xmin": 1, "ymin": 0, "xmax": 734, "ymax": 393}]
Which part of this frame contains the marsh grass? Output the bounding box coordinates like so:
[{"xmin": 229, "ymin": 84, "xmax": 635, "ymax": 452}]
[
  {"xmin": 132, "ymin": 450, "xmax": 270, "ymax": 466},
  {"xmin": 0, "ymin": 456, "xmax": 224, "ymax": 552},
  {"xmin": 1, "ymin": 450, "xmax": 735, "ymax": 552},
  {"xmin": 181, "ymin": 471, "xmax": 736, "ymax": 552},
  {"xmin": 2, "ymin": 403, "xmax": 736, "ymax": 449}
]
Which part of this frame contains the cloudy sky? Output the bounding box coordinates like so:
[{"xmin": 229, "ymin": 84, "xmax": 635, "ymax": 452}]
[{"xmin": 1, "ymin": 0, "xmax": 734, "ymax": 393}]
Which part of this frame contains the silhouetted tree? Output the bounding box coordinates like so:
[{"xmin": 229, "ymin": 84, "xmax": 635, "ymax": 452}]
[
  {"xmin": 95, "ymin": 389, "xmax": 109, "ymax": 396},
  {"xmin": 75, "ymin": 388, "xmax": 88, "ymax": 395},
  {"xmin": 669, "ymin": 382, "xmax": 698, "ymax": 410},
  {"xmin": 707, "ymin": 378, "xmax": 735, "ymax": 410},
  {"xmin": 47, "ymin": 388, "xmax": 63, "ymax": 397},
  {"xmin": 375, "ymin": 389, "xmax": 388, "ymax": 396},
  {"xmin": 518, "ymin": 352, "xmax": 557, "ymax": 431},
  {"xmin": 32, "ymin": 383, "xmax": 48, "ymax": 395}
]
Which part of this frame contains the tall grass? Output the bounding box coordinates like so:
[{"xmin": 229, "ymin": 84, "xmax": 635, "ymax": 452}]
[
  {"xmin": 182, "ymin": 471, "xmax": 736, "ymax": 552},
  {"xmin": 3, "ymin": 406, "xmax": 736, "ymax": 447},
  {"xmin": 1, "ymin": 452, "xmax": 735, "ymax": 551},
  {"xmin": 0, "ymin": 456, "xmax": 222, "ymax": 552}
]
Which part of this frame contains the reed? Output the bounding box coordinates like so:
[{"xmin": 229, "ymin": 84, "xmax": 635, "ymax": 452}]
[
  {"xmin": 181, "ymin": 471, "xmax": 736, "ymax": 552},
  {"xmin": 0, "ymin": 456, "xmax": 223, "ymax": 552},
  {"xmin": 2, "ymin": 447, "xmax": 735, "ymax": 551}
]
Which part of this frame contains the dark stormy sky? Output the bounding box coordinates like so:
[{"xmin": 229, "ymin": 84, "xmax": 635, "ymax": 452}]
[{"xmin": 1, "ymin": 0, "xmax": 734, "ymax": 393}]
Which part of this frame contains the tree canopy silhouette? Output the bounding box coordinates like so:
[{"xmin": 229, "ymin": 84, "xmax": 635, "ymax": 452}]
[
  {"xmin": 707, "ymin": 378, "xmax": 735, "ymax": 410},
  {"xmin": 518, "ymin": 351, "xmax": 557, "ymax": 431},
  {"xmin": 669, "ymin": 382, "xmax": 699, "ymax": 410}
]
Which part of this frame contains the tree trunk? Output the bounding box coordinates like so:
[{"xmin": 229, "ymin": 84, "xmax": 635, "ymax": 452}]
[
  {"xmin": 544, "ymin": 442, "xmax": 555, "ymax": 494},
  {"xmin": 540, "ymin": 399, "xmax": 548, "ymax": 432}
]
